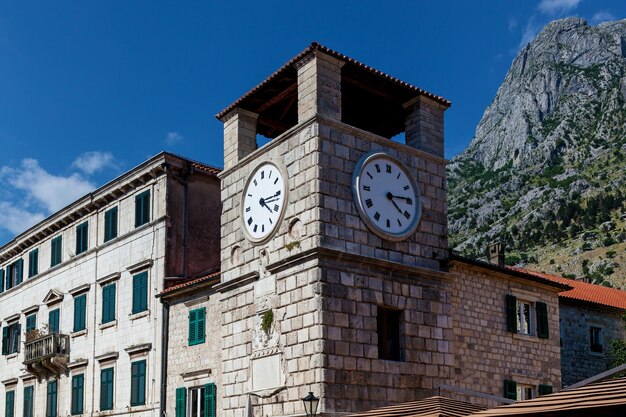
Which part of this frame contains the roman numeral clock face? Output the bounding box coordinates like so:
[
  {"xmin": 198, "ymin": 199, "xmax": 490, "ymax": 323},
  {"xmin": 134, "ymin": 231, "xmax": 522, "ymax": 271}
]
[
  {"xmin": 352, "ymin": 152, "xmax": 422, "ymax": 241},
  {"xmin": 241, "ymin": 162, "xmax": 287, "ymax": 243}
]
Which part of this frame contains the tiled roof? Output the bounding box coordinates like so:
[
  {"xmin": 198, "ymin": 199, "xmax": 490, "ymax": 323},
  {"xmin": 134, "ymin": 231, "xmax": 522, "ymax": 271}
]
[
  {"xmin": 509, "ymin": 267, "xmax": 626, "ymax": 310},
  {"xmin": 190, "ymin": 162, "xmax": 221, "ymax": 176},
  {"xmin": 348, "ymin": 396, "xmax": 487, "ymax": 417},
  {"xmin": 159, "ymin": 271, "xmax": 220, "ymax": 297},
  {"xmin": 469, "ymin": 376, "xmax": 626, "ymax": 416},
  {"xmin": 216, "ymin": 42, "xmax": 451, "ymax": 120}
]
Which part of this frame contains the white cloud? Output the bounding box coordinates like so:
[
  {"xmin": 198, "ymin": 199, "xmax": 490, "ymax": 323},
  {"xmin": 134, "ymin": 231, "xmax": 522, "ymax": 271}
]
[
  {"xmin": 591, "ymin": 10, "xmax": 615, "ymax": 24},
  {"xmin": 165, "ymin": 131, "xmax": 183, "ymax": 146},
  {"xmin": 2, "ymin": 158, "xmax": 95, "ymax": 213},
  {"xmin": 71, "ymin": 151, "xmax": 116, "ymax": 175},
  {"xmin": 508, "ymin": 18, "xmax": 518, "ymax": 32},
  {"xmin": 0, "ymin": 203, "xmax": 45, "ymax": 235},
  {"xmin": 538, "ymin": 0, "xmax": 582, "ymax": 15},
  {"xmin": 518, "ymin": 18, "xmax": 541, "ymax": 49}
]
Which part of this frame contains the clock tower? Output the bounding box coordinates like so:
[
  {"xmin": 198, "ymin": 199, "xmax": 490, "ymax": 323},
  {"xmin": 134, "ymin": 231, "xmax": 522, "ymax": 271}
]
[{"xmin": 216, "ymin": 43, "xmax": 452, "ymax": 417}]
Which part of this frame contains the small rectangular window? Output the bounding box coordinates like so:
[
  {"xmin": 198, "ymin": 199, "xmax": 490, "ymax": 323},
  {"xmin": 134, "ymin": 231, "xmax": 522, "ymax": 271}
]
[
  {"xmin": 71, "ymin": 374, "xmax": 84, "ymax": 415},
  {"xmin": 377, "ymin": 307, "xmax": 403, "ymax": 361},
  {"xmin": 516, "ymin": 300, "xmax": 532, "ymax": 335},
  {"xmin": 5, "ymin": 258, "xmax": 24, "ymax": 289},
  {"xmin": 130, "ymin": 360, "xmax": 146, "ymax": 406},
  {"xmin": 135, "ymin": 190, "xmax": 151, "ymax": 228},
  {"xmin": 76, "ymin": 222, "xmax": 88, "ymax": 255},
  {"xmin": 516, "ymin": 384, "xmax": 534, "ymax": 401},
  {"xmin": 590, "ymin": 326, "xmax": 603, "ymax": 353},
  {"xmin": 188, "ymin": 307, "xmax": 206, "ymax": 346},
  {"xmin": 132, "ymin": 271, "xmax": 148, "ymax": 314},
  {"xmin": 104, "ymin": 207, "xmax": 118, "ymax": 242},
  {"xmin": 0, "ymin": 269, "xmax": 4, "ymax": 293},
  {"xmin": 2, "ymin": 321, "xmax": 21, "ymax": 355},
  {"xmin": 49, "ymin": 309, "xmax": 60, "ymax": 334},
  {"xmin": 5, "ymin": 390, "xmax": 15, "ymax": 417},
  {"xmin": 46, "ymin": 380, "xmax": 58, "ymax": 417},
  {"xmin": 23, "ymin": 385, "xmax": 34, "ymax": 417},
  {"xmin": 26, "ymin": 314, "xmax": 37, "ymax": 332},
  {"xmin": 28, "ymin": 249, "xmax": 39, "ymax": 278},
  {"xmin": 73, "ymin": 294, "xmax": 87, "ymax": 332},
  {"xmin": 100, "ymin": 367, "xmax": 114, "ymax": 411},
  {"xmin": 51, "ymin": 236, "xmax": 62, "ymax": 267},
  {"xmin": 102, "ymin": 284, "xmax": 116, "ymax": 324}
]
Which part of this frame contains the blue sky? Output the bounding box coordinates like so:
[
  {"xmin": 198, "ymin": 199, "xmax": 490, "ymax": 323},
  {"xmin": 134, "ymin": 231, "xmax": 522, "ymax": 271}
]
[{"xmin": 0, "ymin": 0, "xmax": 624, "ymax": 245}]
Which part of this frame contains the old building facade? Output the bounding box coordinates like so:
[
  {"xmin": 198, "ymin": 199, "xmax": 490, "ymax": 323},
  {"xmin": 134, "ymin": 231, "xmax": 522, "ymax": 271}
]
[{"xmin": 0, "ymin": 153, "xmax": 220, "ymax": 417}]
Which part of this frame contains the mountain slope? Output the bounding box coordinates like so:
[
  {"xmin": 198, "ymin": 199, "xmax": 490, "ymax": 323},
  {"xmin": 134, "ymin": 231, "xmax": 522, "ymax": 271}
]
[{"xmin": 447, "ymin": 18, "xmax": 626, "ymax": 289}]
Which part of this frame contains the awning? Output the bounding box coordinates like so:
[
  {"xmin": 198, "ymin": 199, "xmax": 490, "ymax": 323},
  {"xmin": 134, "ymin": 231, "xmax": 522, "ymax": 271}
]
[
  {"xmin": 467, "ymin": 377, "xmax": 626, "ymax": 417},
  {"xmin": 347, "ymin": 396, "xmax": 487, "ymax": 417}
]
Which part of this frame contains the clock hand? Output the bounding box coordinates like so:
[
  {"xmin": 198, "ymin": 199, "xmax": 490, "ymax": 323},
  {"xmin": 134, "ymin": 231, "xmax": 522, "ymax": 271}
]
[
  {"xmin": 386, "ymin": 192, "xmax": 404, "ymax": 214},
  {"xmin": 259, "ymin": 198, "xmax": 273, "ymax": 213},
  {"xmin": 264, "ymin": 196, "xmax": 281, "ymax": 204},
  {"xmin": 262, "ymin": 190, "xmax": 281, "ymax": 201},
  {"xmin": 389, "ymin": 194, "xmax": 413, "ymax": 205}
]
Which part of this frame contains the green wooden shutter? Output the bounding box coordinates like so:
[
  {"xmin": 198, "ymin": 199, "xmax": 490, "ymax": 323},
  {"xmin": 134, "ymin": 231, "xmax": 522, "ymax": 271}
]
[
  {"xmin": 76, "ymin": 222, "xmax": 88, "ymax": 254},
  {"xmin": 0, "ymin": 269, "xmax": 4, "ymax": 293},
  {"xmin": 71, "ymin": 374, "xmax": 84, "ymax": 415},
  {"xmin": 15, "ymin": 259, "xmax": 23, "ymax": 285},
  {"xmin": 506, "ymin": 294, "xmax": 517, "ymax": 333},
  {"xmin": 26, "ymin": 314, "xmax": 37, "ymax": 332},
  {"xmin": 142, "ymin": 191, "xmax": 150, "ymax": 225},
  {"xmin": 100, "ymin": 368, "xmax": 114, "ymax": 410},
  {"xmin": 2, "ymin": 327, "xmax": 8, "ymax": 355},
  {"xmin": 204, "ymin": 383, "xmax": 216, "ymax": 417},
  {"xmin": 47, "ymin": 380, "xmax": 57, "ymax": 417},
  {"xmin": 132, "ymin": 272, "xmax": 148, "ymax": 314},
  {"xmin": 198, "ymin": 308, "xmax": 206, "ymax": 344},
  {"xmin": 74, "ymin": 294, "xmax": 86, "ymax": 332},
  {"xmin": 538, "ymin": 384, "xmax": 553, "ymax": 396},
  {"xmin": 504, "ymin": 379, "xmax": 517, "ymax": 400},
  {"xmin": 102, "ymin": 284, "xmax": 116, "ymax": 323},
  {"xmin": 175, "ymin": 387, "xmax": 187, "ymax": 417},
  {"xmin": 24, "ymin": 386, "xmax": 34, "ymax": 417},
  {"xmin": 14, "ymin": 324, "xmax": 21, "ymax": 353},
  {"xmin": 29, "ymin": 249, "xmax": 39, "ymax": 277},
  {"xmin": 104, "ymin": 207, "xmax": 118, "ymax": 242},
  {"xmin": 188, "ymin": 309, "xmax": 197, "ymax": 345},
  {"xmin": 536, "ymin": 301, "xmax": 549, "ymax": 339},
  {"xmin": 49, "ymin": 309, "xmax": 60, "ymax": 334},
  {"xmin": 6, "ymin": 390, "xmax": 15, "ymax": 417},
  {"xmin": 131, "ymin": 360, "xmax": 146, "ymax": 406},
  {"xmin": 5, "ymin": 265, "xmax": 11, "ymax": 289}
]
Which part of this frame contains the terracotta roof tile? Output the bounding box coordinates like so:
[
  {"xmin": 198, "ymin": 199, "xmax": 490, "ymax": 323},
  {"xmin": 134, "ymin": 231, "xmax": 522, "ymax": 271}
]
[
  {"xmin": 159, "ymin": 271, "xmax": 220, "ymax": 297},
  {"xmin": 348, "ymin": 396, "xmax": 487, "ymax": 417},
  {"xmin": 190, "ymin": 162, "xmax": 221, "ymax": 176},
  {"xmin": 509, "ymin": 267, "xmax": 626, "ymax": 310},
  {"xmin": 216, "ymin": 42, "xmax": 451, "ymax": 120}
]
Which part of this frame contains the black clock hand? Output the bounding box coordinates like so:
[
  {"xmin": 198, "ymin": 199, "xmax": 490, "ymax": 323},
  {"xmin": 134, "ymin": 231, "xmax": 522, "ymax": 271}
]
[
  {"xmin": 262, "ymin": 190, "xmax": 281, "ymax": 201},
  {"xmin": 388, "ymin": 193, "xmax": 413, "ymax": 205},
  {"xmin": 259, "ymin": 198, "xmax": 273, "ymax": 213},
  {"xmin": 386, "ymin": 192, "xmax": 404, "ymax": 214}
]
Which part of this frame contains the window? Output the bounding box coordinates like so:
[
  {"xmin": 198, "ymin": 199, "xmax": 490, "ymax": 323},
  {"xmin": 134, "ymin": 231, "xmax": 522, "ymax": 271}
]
[
  {"xmin": 188, "ymin": 307, "xmax": 206, "ymax": 346},
  {"xmin": 49, "ymin": 309, "xmax": 60, "ymax": 334},
  {"xmin": 0, "ymin": 269, "xmax": 4, "ymax": 293},
  {"xmin": 130, "ymin": 360, "xmax": 146, "ymax": 406},
  {"xmin": 590, "ymin": 326, "xmax": 603, "ymax": 353},
  {"xmin": 46, "ymin": 380, "xmax": 58, "ymax": 417},
  {"xmin": 538, "ymin": 384, "xmax": 553, "ymax": 396},
  {"xmin": 186, "ymin": 384, "xmax": 216, "ymax": 417},
  {"xmin": 505, "ymin": 295, "xmax": 549, "ymax": 338},
  {"xmin": 76, "ymin": 222, "xmax": 88, "ymax": 255},
  {"xmin": 100, "ymin": 367, "xmax": 114, "ymax": 411},
  {"xmin": 135, "ymin": 190, "xmax": 150, "ymax": 228},
  {"xmin": 377, "ymin": 307, "xmax": 402, "ymax": 361},
  {"xmin": 2, "ymin": 321, "xmax": 21, "ymax": 355},
  {"xmin": 102, "ymin": 284, "xmax": 116, "ymax": 323},
  {"xmin": 5, "ymin": 390, "xmax": 15, "ymax": 417},
  {"xmin": 517, "ymin": 384, "xmax": 534, "ymax": 401},
  {"xmin": 104, "ymin": 207, "xmax": 118, "ymax": 242},
  {"xmin": 26, "ymin": 314, "xmax": 37, "ymax": 332},
  {"xmin": 132, "ymin": 271, "xmax": 148, "ymax": 314},
  {"xmin": 23, "ymin": 386, "xmax": 34, "ymax": 417},
  {"xmin": 51, "ymin": 236, "xmax": 62, "ymax": 267},
  {"xmin": 5, "ymin": 258, "xmax": 24, "ymax": 289},
  {"xmin": 71, "ymin": 374, "xmax": 84, "ymax": 415},
  {"xmin": 28, "ymin": 249, "xmax": 39, "ymax": 278},
  {"xmin": 73, "ymin": 294, "xmax": 87, "ymax": 332}
]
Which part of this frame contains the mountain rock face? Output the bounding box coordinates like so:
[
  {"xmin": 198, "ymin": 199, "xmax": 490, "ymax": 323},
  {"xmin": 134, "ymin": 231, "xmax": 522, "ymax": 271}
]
[{"xmin": 447, "ymin": 18, "xmax": 626, "ymax": 289}]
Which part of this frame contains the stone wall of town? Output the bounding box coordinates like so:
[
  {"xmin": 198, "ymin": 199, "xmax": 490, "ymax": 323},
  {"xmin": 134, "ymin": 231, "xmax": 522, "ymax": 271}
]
[
  {"xmin": 560, "ymin": 301, "xmax": 625, "ymax": 386},
  {"xmin": 449, "ymin": 262, "xmax": 562, "ymax": 408}
]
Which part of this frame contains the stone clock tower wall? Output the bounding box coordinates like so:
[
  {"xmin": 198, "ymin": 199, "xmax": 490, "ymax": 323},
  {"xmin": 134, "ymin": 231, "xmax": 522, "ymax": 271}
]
[{"xmin": 216, "ymin": 44, "xmax": 453, "ymax": 416}]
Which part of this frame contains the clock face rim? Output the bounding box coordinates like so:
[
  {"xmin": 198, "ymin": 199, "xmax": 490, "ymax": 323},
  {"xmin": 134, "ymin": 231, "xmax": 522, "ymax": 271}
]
[
  {"xmin": 352, "ymin": 151, "xmax": 422, "ymax": 241},
  {"xmin": 240, "ymin": 161, "xmax": 289, "ymax": 245}
]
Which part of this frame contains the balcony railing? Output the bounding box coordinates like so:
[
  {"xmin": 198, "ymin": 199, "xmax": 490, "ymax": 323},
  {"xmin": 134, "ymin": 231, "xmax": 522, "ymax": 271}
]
[{"xmin": 23, "ymin": 333, "xmax": 70, "ymax": 381}]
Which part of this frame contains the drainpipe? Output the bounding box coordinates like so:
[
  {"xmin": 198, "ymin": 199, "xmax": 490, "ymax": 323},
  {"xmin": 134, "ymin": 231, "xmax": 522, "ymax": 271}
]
[{"xmin": 160, "ymin": 298, "xmax": 170, "ymax": 416}]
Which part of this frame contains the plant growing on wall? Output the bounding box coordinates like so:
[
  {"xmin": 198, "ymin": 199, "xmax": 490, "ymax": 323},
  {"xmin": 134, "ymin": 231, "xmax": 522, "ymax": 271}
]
[
  {"xmin": 609, "ymin": 313, "xmax": 626, "ymax": 377},
  {"xmin": 260, "ymin": 310, "xmax": 273, "ymax": 335}
]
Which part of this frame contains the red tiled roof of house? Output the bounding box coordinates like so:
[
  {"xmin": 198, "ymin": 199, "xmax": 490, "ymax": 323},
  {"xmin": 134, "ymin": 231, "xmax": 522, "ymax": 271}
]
[
  {"xmin": 216, "ymin": 42, "xmax": 451, "ymax": 120},
  {"xmin": 509, "ymin": 267, "xmax": 626, "ymax": 310},
  {"xmin": 190, "ymin": 162, "xmax": 221, "ymax": 176},
  {"xmin": 159, "ymin": 271, "xmax": 221, "ymax": 297}
]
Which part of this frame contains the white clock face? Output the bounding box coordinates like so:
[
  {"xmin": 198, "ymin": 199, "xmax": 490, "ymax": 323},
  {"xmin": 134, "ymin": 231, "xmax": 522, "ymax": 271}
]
[
  {"xmin": 352, "ymin": 152, "xmax": 422, "ymax": 241},
  {"xmin": 241, "ymin": 162, "xmax": 287, "ymax": 243}
]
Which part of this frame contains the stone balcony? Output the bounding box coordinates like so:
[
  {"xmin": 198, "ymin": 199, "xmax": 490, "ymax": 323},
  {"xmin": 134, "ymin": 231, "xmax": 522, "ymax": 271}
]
[{"xmin": 23, "ymin": 333, "xmax": 70, "ymax": 381}]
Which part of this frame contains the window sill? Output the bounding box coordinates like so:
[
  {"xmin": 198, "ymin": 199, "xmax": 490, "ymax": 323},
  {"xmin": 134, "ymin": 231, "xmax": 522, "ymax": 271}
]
[
  {"xmin": 589, "ymin": 350, "xmax": 605, "ymax": 357},
  {"xmin": 99, "ymin": 320, "xmax": 117, "ymax": 330},
  {"xmin": 512, "ymin": 332, "xmax": 537, "ymax": 341},
  {"xmin": 6, "ymin": 353, "xmax": 18, "ymax": 360},
  {"xmin": 71, "ymin": 329, "xmax": 88, "ymax": 338},
  {"xmin": 129, "ymin": 310, "xmax": 149, "ymax": 321}
]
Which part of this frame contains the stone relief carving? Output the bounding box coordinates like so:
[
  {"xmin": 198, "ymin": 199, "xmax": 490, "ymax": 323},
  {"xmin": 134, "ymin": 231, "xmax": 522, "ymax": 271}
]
[{"xmin": 252, "ymin": 312, "xmax": 280, "ymax": 356}]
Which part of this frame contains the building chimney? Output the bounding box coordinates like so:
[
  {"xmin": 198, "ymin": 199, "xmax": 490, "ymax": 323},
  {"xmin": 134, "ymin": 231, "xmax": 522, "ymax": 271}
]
[{"xmin": 488, "ymin": 243, "xmax": 506, "ymax": 267}]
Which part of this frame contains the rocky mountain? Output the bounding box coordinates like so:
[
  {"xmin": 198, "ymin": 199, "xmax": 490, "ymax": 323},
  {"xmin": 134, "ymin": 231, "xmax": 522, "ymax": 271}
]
[{"xmin": 447, "ymin": 18, "xmax": 626, "ymax": 289}]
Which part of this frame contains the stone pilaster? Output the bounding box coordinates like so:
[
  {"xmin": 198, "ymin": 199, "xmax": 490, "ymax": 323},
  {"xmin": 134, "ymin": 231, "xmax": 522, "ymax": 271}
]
[
  {"xmin": 222, "ymin": 108, "xmax": 259, "ymax": 171},
  {"xmin": 296, "ymin": 52, "xmax": 344, "ymax": 122},
  {"xmin": 404, "ymin": 97, "xmax": 445, "ymax": 158}
]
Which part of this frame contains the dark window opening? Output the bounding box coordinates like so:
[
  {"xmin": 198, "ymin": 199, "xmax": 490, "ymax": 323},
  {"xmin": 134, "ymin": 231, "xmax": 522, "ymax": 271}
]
[
  {"xmin": 590, "ymin": 326, "xmax": 603, "ymax": 353},
  {"xmin": 377, "ymin": 307, "xmax": 403, "ymax": 361}
]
